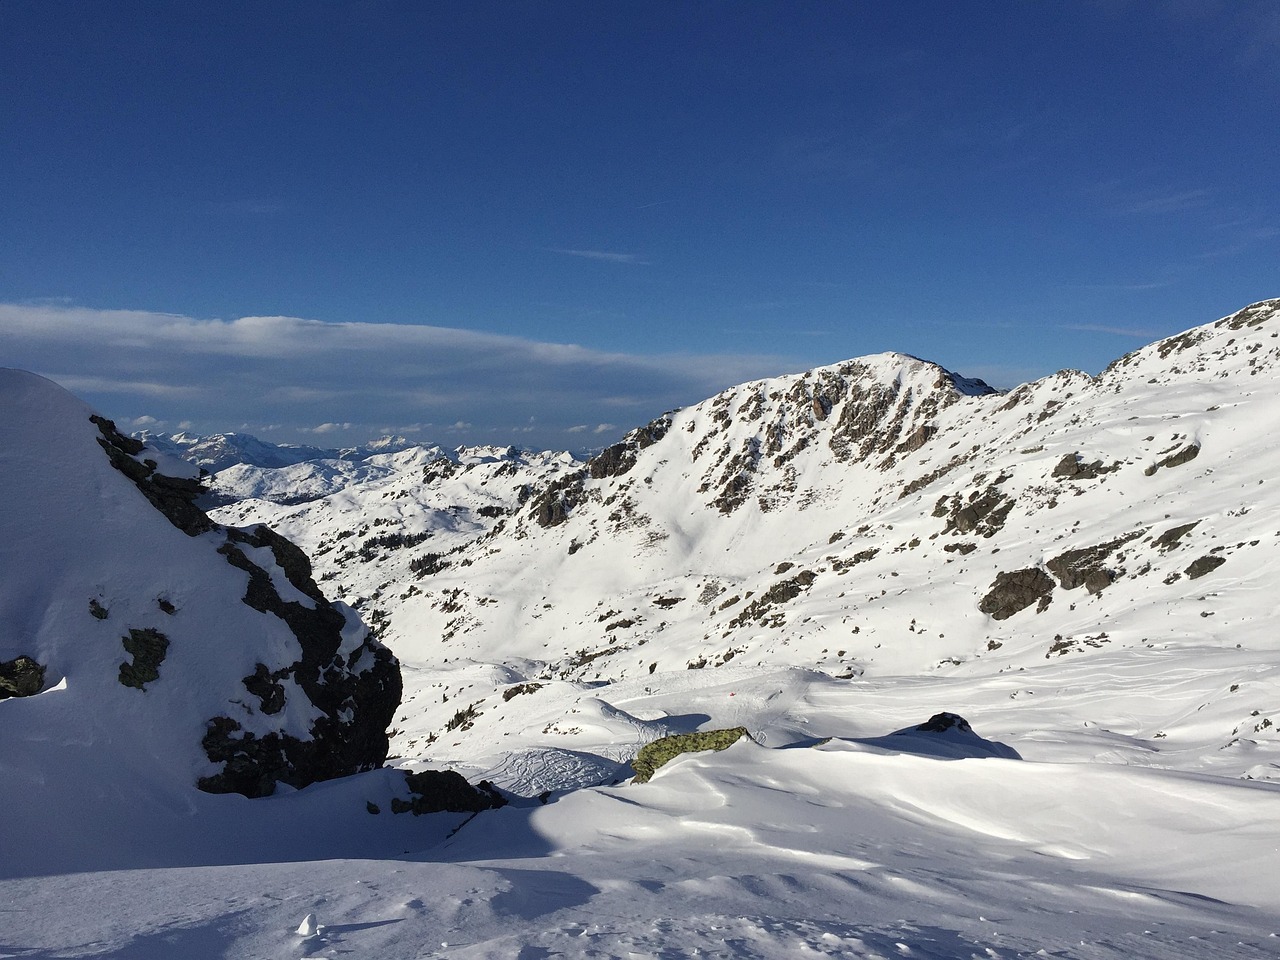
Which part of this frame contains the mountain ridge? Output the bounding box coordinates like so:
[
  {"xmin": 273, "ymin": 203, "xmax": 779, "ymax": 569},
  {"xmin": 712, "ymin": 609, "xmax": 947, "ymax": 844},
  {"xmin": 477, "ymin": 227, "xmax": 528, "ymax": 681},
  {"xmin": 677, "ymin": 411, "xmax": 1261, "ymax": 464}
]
[{"xmin": 202, "ymin": 298, "xmax": 1280, "ymax": 791}]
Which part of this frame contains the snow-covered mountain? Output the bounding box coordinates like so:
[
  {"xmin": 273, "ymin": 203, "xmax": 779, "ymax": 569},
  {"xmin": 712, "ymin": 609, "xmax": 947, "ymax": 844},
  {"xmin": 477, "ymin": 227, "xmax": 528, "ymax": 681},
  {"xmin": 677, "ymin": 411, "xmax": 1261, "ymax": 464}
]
[
  {"xmin": 7, "ymin": 302, "xmax": 1280, "ymax": 958},
  {"xmin": 212, "ymin": 299, "xmax": 1280, "ymax": 788},
  {"xmin": 139, "ymin": 429, "xmax": 424, "ymax": 474}
]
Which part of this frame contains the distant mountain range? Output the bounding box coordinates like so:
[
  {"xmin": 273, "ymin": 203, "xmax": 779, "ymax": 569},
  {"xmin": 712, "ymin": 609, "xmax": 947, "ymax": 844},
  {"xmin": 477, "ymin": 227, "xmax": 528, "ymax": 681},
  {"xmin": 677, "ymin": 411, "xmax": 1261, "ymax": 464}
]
[
  {"xmin": 136, "ymin": 429, "xmax": 425, "ymax": 473},
  {"xmin": 201, "ymin": 298, "xmax": 1280, "ymax": 791}
]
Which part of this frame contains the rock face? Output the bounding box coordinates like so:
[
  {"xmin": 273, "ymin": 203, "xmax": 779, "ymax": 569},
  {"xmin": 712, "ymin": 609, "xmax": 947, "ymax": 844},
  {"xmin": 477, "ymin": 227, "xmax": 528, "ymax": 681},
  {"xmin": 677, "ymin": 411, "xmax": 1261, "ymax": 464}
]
[
  {"xmin": 978, "ymin": 568, "xmax": 1055, "ymax": 620},
  {"xmin": 0, "ymin": 370, "xmax": 402, "ymax": 800}
]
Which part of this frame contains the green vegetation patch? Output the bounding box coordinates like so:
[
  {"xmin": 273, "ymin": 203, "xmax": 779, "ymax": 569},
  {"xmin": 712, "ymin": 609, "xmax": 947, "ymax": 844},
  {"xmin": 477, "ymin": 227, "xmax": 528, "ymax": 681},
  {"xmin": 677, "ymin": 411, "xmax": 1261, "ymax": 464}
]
[
  {"xmin": 631, "ymin": 727, "xmax": 750, "ymax": 784},
  {"xmin": 118, "ymin": 627, "xmax": 170, "ymax": 689}
]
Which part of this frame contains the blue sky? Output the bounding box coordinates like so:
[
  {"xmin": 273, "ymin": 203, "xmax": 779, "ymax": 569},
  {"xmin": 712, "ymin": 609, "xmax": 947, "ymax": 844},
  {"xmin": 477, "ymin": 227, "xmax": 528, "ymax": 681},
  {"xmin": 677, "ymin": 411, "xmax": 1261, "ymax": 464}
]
[{"xmin": 2, "ymin": 1, "xmax": 1277, "ymax": 450}]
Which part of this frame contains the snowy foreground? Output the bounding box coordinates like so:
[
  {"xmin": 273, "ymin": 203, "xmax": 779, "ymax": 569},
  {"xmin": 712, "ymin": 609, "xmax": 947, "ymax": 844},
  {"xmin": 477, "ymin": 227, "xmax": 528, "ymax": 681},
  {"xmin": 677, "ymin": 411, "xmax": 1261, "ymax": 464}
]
[{"xmin": 6, "ymin": 667, "xmax": 1280, "ymax": 958}]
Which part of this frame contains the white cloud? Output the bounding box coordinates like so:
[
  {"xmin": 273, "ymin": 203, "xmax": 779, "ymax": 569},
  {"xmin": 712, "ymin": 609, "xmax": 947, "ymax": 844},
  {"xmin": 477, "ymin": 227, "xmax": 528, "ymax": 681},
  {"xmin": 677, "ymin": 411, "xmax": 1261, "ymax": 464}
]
[
  {"xmin": 130, "ymin": 415, "xmax": 160, "ymax": 427},
  {"xmin": 546, "ymin": 248, "xmax": 648, "ymax": 264},
  {"xmin": 1062, "ymin": 323, "xmax": 1161, "ymax": 338},
  {"xmin": 307, "ymin": 422, "xmax": 353, "ymax": 435},
  {"xmin": 0, "ymin": 303, "xmax": 795, "ymax": 449},
  {"xmin": 567, "ymin": 425, "xmax": 589, "ymax": 433},
  {"xmin": 593, "ymin": 423, "xmax": 616, "ymax": 434}
]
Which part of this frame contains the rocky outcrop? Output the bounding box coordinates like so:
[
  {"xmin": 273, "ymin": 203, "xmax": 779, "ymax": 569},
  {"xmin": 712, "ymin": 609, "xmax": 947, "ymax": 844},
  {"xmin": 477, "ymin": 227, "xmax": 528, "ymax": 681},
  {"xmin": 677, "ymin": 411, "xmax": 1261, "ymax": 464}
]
[
  {"xmin": 1052, "ymin": 453, "xmax": 1117, "ymax": 480},
  {"xmin": 0, "ymin": 655, "xmax": 45, "ymax": 699},
  {"xmin": 589, "ymin": 414, "xmax": 673, "ymax": 480},
  {"xmin": 913, "ymin": 712, "xmax": 973, "ymax": 734},
  {"xmin": 1186, "ymin": 555, "xmax": 1226, "ymax": 580},
  {"xmin": 978, "ymin": 568, "xmax": 1055, "ymax": 620},
  {"xmin": 200, "ymin": 522, "xmax": 402, "ymax": 797},
  {"xmin": 631, "ymin": 727, "xmax": 751, "ymax": 783},
  {"xmin": 91, "ymin": 415, "xmax": 212, "ymax": 536},
  {"xmin": 1144, "ymin": 442, "xmax": 1200, "ymax": 477},
  {"xmin": 390, "ymin": 769, "xmax": 507, "ymax": 815},
  {"xmin": 1046, "ymin": 531, "xmax": 1143, "ymax": 594},
  {"xmin": 86, "ymin": 412, "xmax": 404, "ymax": 798},
  {"xmin": 118, "ymin": 628, "xmax": 170, "ymax": 690}
]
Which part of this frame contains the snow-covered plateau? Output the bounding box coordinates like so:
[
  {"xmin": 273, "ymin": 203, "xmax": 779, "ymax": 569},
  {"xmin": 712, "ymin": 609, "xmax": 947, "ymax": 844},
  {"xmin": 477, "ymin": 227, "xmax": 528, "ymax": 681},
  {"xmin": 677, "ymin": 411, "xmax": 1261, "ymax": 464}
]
[{"xmin": 4, "ymin": 300, "xmax": 1280, "ymax": 958}]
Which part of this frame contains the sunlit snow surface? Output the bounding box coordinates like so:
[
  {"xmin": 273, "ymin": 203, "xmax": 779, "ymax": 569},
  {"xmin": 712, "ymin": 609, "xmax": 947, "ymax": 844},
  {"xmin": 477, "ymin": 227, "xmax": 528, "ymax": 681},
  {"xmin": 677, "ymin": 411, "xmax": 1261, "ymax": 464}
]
[{"xmin": 7, "ymin": 303, "xmax": 1280, "ymax": 958}]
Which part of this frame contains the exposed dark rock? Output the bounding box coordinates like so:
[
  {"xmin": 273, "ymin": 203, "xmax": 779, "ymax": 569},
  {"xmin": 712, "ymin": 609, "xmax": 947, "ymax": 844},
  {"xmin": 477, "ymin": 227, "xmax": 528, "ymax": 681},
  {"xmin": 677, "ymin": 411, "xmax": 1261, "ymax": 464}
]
[
  {"xmin": 897, "ymin": 423, "xmax": 936, "ymax": 454},
  {"xmin": 729, "ymin": 571, "xmax": 816, "ymax": 628},
  {"xmin": 1046, "ymin": 531, "xmax": 1143, "ymax": 593},
  {"xmin": 707, "ymin": 438, "xmax": 761, "ymax": 514},
  {"xmin": 900, "ymin": 455, "xmax": 966, "ymax": 499},
  {"xmin": 89, "ymin": 598, "xmax": 109, "ymax": 620},
  {"xmin": 530, "ymin": 471, "xmax": 586, "ymax": 528},
  {"xmin": 502, "ymin": 682, "xmax": 544, "ymax": 701},
  {"xmin": 422, "ymin": 458, "xmax": 459, "ymax": 484},
  {"xmin": 1046, "ymin": 632, "xmax": 1110, "ymax": 658},
  {"xmin": 243, "ymin": 663, "xmax": 288, "ymax": 714},
  {"xmin": 1186, "ymin": 555, "xmax": 1227, "ymax": 580},
  {"xmin": 1217, "ymin": 299, "xmax": 1279, "ymax": 331},
  {"xmin": 830, "ymin": 548, "xmax": 880, "ymax": 573},
  {"xmin": 90, "ymin": 415, "xmax": 211, "ymax": 536},
  {"xmin": 631, "ymin": 727, "xmax": 751, "ymax": 784},
  {"xmin": 198, "ymin": 718, "xmax": 294, "ymax": 798},
  {"xmin": 915, "ymin": 712, "xmax": 971, "ymax": 734},
  {"xmin": 978, "ymin": 568, "xmax": 1055, "ymax": 620},
  {"xmin": 1155, "ymin": 329, "xmax": 1207, "ymax": 360},
  {"xmin": 1052, "ymin": 453, "xmax": 1117, "ymax": 480},
  {"xmin": 203, "ymin": 523, "xmax": 402, "ymax": 797},
  {"xmin": 588, "ymin": 414, "xmax": 672, "ymax": 480},
  {"xmin": 938, "ymin": 478, "xmax": 1014, "ymax": 538},
  {"xmin": 118, "ymin": 628, "xmax": 169, "ymax": 690},
  {"xmin": 1144, "ymin": 443, "xmax": 1200, "ymax": 476},
  {"xmin": 525, "ymin": 414, "xmax": 673, "ymax": 528},
  {"xmin": 390, "ymin": 769, "xmax": 507, "ymax": 815},
  {"xmin": 0, "ymin": 655, "xmax": 46, "ymax": 699},
  {"xmin": 1154, "ymin": 521, "xmax": 1200, "ymax": 551}
]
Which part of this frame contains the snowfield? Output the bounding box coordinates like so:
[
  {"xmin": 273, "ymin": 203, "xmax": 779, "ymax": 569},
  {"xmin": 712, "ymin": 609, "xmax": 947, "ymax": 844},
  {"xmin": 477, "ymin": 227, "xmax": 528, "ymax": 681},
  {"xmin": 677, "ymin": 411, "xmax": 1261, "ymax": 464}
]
[{"xmin": 5, "ymin": 301, "xmax": 1280, "ymax": 958}]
